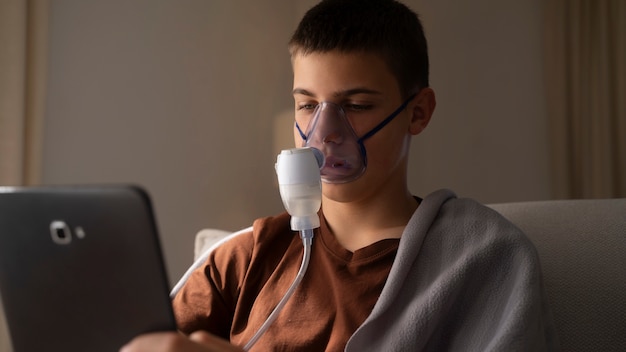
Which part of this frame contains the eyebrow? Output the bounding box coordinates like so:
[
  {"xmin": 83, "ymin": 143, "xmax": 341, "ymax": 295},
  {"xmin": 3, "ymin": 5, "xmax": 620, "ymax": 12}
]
[{"xmin": 292, "ymin": 87, "xmax": 383, "ymax": 98}]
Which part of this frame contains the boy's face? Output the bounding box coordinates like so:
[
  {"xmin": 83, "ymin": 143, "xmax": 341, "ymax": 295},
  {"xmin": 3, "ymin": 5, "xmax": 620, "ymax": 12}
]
[{"xmin": 292, "ymin": 51, "xmax": 433, "ymax": 202}]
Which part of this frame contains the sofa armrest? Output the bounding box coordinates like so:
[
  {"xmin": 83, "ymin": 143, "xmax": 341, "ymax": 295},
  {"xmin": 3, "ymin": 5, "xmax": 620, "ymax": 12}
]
[{"xmin": 194, "ymin": 229, "xmax": 232, "ymax": 260}]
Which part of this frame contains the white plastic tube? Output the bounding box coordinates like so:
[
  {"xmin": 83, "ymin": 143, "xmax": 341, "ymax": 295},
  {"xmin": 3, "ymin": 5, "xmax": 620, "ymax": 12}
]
[{"xmin": 243, "ymin": 229, "xmax": 314, "ymax": 351}]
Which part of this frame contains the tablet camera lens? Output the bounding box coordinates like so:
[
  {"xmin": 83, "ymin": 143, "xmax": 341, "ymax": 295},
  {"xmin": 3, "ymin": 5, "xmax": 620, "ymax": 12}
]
[{"xmin": 50, "ymin": 220, "xmax": 72, "ymax": 245}]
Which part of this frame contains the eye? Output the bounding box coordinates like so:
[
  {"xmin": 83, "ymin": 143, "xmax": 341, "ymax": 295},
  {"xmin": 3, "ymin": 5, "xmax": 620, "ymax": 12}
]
[
  {"xmin": 343, "ymin": 103, "xmax": 373, "ymax": 112},
  {"xmin": 296, "ymin": 102, "xmax": 318, "ymax": 111}
]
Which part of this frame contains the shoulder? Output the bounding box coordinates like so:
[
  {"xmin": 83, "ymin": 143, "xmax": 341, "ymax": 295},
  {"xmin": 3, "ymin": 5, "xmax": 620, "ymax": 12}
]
[
  {"xmin": 408, "ymin": 191, "xmax": 544, "ymax": 301},
  {"xmin": 440, "ymin": 196, "xmax": 517, "ymax": 230},
  {"xmin": 211, "ymin": 212, "xmax": 294, "ymax": 264},
  {"xmin": 418, "ymin": 190, "xmax": 538, "ymax": 263},
  {"xmin": 250, "ymin": 211, "xmax": 293, "ymax": 244},
  {"xmin": 440, "ymin": 196, "xmax": 528, "ymax": 242}
]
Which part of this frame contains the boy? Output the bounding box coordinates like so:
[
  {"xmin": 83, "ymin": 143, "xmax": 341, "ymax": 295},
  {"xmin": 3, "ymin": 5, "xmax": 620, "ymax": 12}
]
[{"xmin": 122, "ymin": 0, "xmax": 556, "ymax": 351}]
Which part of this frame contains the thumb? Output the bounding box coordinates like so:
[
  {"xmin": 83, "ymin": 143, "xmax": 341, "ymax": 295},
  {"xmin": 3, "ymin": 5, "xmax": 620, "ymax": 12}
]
[{"xmin": 188, "ymin": 331, "xmax": 245, "ymax": 351}]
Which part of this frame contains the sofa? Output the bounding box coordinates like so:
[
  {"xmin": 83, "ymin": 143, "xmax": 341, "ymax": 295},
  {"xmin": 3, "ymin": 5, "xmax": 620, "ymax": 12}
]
[
  {"xmin": 488, "ymin": 199, "xmax": 626, "ymax": 351},
  {"xmin": 1, "ymin": 198, "xmax": 625, "ymax": 351}
]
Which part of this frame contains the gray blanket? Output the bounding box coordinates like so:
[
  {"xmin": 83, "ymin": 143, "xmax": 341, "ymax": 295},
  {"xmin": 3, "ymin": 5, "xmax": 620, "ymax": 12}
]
[{"xmin": 346, "ymin": 189, "xmax": 558, "ymax": 351}]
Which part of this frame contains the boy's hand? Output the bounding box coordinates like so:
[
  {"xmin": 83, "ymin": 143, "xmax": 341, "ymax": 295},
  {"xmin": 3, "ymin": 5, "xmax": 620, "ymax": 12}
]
[{"xmin": 120, "ymin": 330, "xmax": 245, "ymax": 352}]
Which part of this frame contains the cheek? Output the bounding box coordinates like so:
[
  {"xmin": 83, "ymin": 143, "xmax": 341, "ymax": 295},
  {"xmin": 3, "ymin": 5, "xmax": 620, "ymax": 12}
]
[
  {"xmin": 366, "ymin": 142, "xmax": 409, "ymax": 183},
  {"xmin": 349, "ymin": 113, "xmax": 388, "ymax": 138},
  {"xmin": 293, "ymin": 125, "xmax": 303, "ymax": 147},
  {"xmin": 364, "ymin": 125, "xmax": 411, "ymax": 168}
]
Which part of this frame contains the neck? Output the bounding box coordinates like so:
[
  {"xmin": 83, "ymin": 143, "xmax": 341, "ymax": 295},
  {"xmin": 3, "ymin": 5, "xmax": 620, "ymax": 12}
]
[{"xmin": 321, "ymin": 188, "xmax": 418, "ymax": 252}]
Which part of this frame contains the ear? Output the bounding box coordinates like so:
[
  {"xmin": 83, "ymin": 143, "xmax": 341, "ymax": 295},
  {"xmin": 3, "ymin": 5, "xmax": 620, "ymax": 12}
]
[{"xmin": 408, "ymin": 87, "xmax": 436, "ymax": 135}]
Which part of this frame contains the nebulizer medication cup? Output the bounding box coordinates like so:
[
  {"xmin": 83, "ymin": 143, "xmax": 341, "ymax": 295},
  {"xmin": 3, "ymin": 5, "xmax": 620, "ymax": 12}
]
[
  {"xmin": 243, "ymin": 147, "xmax": 322, "ymax": 351},
  {"xmin": 276, "ymin": 147, "xmax": 323, "ymax": 234}
]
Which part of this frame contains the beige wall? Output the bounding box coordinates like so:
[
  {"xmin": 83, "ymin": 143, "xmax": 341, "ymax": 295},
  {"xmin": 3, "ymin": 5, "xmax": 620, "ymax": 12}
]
[
  {"xmin": 410, "ymin": 1, "xmax": 550, "ymax": 203},
  {"xmin": 42, "ymin": 0, "xmax": 550, "ymax": 284}
]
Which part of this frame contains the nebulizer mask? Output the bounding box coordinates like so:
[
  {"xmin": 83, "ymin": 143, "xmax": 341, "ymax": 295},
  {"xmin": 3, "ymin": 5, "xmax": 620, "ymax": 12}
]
[{"xmin": 295, "ymin": 95, "xmax": 415, "ymax": 184}]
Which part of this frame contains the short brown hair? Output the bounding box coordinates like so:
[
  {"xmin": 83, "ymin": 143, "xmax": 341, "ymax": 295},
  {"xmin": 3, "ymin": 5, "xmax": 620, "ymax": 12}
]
[{"xmin": 288, "ymin": 0, "xmax": 430, "ymax": 97}]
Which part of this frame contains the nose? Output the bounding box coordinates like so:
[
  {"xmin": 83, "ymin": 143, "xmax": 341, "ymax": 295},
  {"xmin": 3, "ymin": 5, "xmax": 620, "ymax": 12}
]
[
  {"xmin": 317, "ymin": 105, "xmax": 346, "ymax": 145},
  {"xmin": 322, "ymin": 131, "xmax": 343, "ymax": 144}
]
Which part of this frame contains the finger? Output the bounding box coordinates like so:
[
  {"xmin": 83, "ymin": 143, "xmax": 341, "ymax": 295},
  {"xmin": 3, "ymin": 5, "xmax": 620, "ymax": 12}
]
[
  {"xmin": 189, "ymin": 331, "xmax": 245, "ymax": 351},
  {"xmin": 120, "ymin": 332, "xmax": 191, "ymax": 352}
]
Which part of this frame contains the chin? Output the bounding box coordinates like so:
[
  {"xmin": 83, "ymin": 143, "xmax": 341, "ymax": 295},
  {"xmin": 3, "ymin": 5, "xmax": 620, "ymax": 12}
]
[{"xmin": 321, "ymin": 179, "xmax": 369, "ymax": 203}]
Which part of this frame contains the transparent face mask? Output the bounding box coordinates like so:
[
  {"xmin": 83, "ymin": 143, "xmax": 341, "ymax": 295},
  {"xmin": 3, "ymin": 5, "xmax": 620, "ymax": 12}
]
[{"xmin": 296, "ymin": 94, "xmax": 415, "ymax": 184}]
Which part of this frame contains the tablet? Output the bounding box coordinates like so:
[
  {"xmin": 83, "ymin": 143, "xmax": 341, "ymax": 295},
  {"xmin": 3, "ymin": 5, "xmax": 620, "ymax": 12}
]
[{"xmin": 0, "ymin": 185, "xmax": 176, "ymax": 352}]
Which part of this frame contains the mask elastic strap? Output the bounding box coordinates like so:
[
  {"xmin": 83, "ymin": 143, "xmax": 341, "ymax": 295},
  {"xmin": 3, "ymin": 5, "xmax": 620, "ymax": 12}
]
[
  {"xmin": 295, "ymin": 93, "xmax": 416, "ymax": 143},
  {"xmin": 296, "ymin": 121, "xmax": 307, "ymax": 141},
  {"xmin": 357, "ymin": 94, "xmax": 416, "ymax": 143}
]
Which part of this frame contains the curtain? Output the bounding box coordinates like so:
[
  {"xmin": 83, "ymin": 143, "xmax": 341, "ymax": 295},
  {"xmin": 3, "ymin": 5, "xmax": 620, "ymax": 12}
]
[
  {"xmin": 545, "ymin": 0, "xmax": 626, "ymax": 199},
  {"xmin": 0, "ymin": 0, "xmax": 48, "ymax": 187},
  {"xmin": 0, "ymin": 2, "xmax": 48, "ymax": 349}
]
